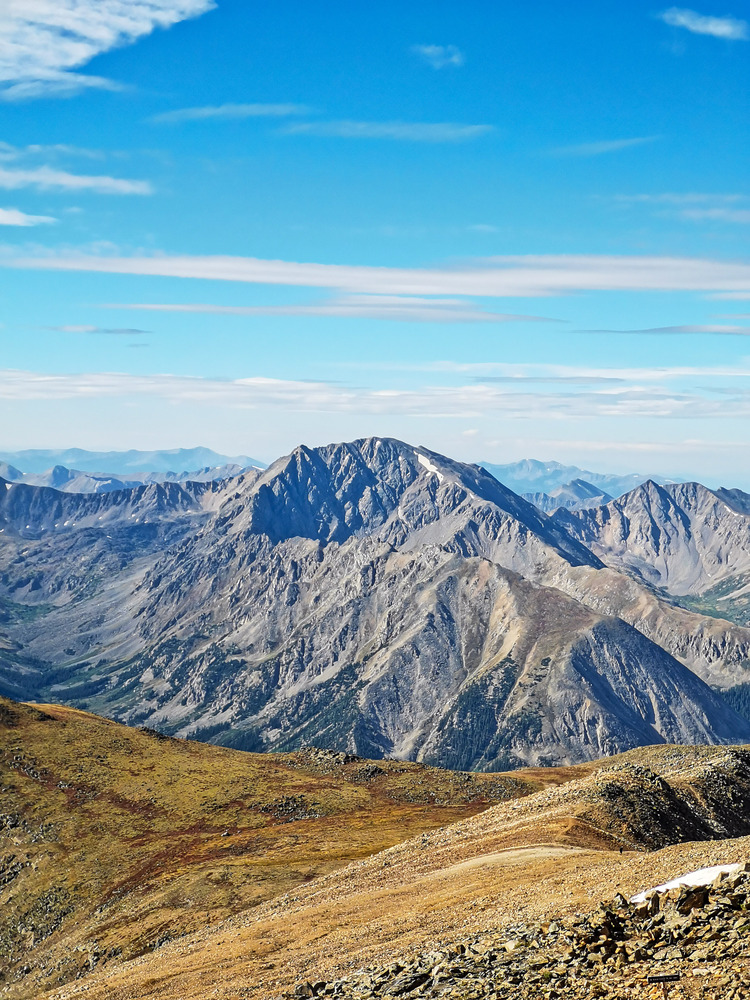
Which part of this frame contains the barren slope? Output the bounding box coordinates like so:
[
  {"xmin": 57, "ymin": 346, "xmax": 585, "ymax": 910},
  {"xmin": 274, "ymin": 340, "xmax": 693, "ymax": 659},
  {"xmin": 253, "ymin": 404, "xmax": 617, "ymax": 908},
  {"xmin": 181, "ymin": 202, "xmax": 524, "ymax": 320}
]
[
  {"xmin": 35, "ymin": 741, "xmax": 750, "ymax": 1000},
  {"xmin": 0, "ymin": 697, "xmax": 532, "ymax": 997}
]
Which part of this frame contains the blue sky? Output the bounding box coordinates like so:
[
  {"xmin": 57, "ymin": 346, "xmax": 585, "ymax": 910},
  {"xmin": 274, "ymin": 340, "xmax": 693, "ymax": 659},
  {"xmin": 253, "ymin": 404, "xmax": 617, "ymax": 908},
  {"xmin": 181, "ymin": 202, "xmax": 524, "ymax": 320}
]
[{"xmin": 1, "ymin": 1, "xmax": 749, "ymax": 483}]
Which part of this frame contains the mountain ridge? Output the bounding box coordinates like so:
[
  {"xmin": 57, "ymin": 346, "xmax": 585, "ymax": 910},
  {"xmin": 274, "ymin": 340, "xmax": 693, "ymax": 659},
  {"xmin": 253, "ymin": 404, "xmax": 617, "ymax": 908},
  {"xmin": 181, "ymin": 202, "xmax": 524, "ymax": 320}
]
[{"xmin": 2, "ymin": 436, "xmax": 750, "ymax": 768}]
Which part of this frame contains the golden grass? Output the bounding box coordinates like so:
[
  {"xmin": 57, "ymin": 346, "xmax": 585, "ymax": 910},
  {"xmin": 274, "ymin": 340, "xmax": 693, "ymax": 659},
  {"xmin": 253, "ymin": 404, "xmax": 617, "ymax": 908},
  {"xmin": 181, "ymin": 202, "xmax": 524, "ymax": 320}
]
[{"xmin": 0, "ymin": 698, "xmax": 543, "ymax": 997}]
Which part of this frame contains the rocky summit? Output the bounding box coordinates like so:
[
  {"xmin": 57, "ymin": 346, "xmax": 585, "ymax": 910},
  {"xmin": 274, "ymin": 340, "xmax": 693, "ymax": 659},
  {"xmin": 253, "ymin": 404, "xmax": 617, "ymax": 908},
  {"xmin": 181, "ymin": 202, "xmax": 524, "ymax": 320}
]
[{"xmin": 3, "ymin": 437, "xmax": 750, "ymax": 767}]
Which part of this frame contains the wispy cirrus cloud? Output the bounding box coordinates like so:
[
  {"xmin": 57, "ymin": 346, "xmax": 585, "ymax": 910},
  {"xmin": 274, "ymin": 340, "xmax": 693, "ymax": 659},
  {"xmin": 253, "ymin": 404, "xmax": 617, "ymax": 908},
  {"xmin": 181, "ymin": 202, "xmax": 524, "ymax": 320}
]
[
  {"xmin": 612, "ymin": 192, "xmax": 750, "ymax": 224},
  {"xmin": 8, "ymin": 252, "xmax": 750, "ymax": 298},
  {"xmin": 150, "ymin": 102, "xmax": 313, "ymax": 124},
  {"xmin": 2, "ymin": 368, "xmax": 749, "ymax": 422},
  {"xmin": 613, "ymin": 192, "xmax": 746, "ymax": 205},
  {"xmin": 680, "ymin": 207, "xmax": 750, "ymax": 224},
  {"xmin": 49, "ymin": 325, "xmax": 149, "ymax": 335},
  {"xmin": 0, "ymin": 142, "xmax": 106, "ymax": 161},
  {"xmin": 347, "ymin": 360, "xmax": 750, "ymax": 381},
  {"xmin": 281, "ymin": 120, "xmax": 493, "ymax": 142},
  {"xmin": 412, "ymin": 44, "xmax": 465, "ymax": 69},
  {"xmin": 0, "ymin": 207, "xmax": 56, "ymax": 226},
  {"xmin": 0, "ymin": 166, "xmax": 151, "ymax": 195},
  {"xmin": 583, "ymin": 324, "xmax": 750, "ymax": 336},
  {"xmin": 0, "ymin": 0, "xmax": 217, "ymax": 101},
  {"xmin": 657, "ymin": 7, "xmax": 749, "ymax": 40},
  {"xmin": 550, "ymin": 137, "xmax": 659, "ymax": 157},
  {"xmin": 105, "ymin": 295, "xmax": 559, "ymax": 324}
]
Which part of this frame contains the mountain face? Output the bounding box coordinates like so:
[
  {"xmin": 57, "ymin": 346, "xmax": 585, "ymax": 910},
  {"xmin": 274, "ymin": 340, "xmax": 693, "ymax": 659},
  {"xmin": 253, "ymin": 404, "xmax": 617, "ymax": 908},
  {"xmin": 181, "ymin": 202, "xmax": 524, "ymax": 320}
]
[
  {"xmin": 554, "ymin": 481, "xmax": 750, "ymax": 597},
  {"xmin": 0, "ymin": 447, "xmax": 264, "ymax": 476},
  {"xmin": 523, "ymin": 479, "xmax": 614, "ymax": 513},
  {"xmin": 1, "ymin": 439, "xmax": 750, "ymax": 769},
  {"xmin": 480, "ymin": 459, "xmax": 668, "ymax": 499}
]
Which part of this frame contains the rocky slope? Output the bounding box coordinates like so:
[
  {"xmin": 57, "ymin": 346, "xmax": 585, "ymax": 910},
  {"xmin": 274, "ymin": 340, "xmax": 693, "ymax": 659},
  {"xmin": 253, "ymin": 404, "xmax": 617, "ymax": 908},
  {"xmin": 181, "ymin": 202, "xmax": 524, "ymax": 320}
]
[
  {"xmin": 555, "ymin": 481, "xmax": 750, "ymax": 597},
  {"xmin": 2, "ymin": 438, "xmax": 750, "ymax": 766},
  {"xmin": 307, "ymin": 864, "xmax": 750, "ymax": 999}
]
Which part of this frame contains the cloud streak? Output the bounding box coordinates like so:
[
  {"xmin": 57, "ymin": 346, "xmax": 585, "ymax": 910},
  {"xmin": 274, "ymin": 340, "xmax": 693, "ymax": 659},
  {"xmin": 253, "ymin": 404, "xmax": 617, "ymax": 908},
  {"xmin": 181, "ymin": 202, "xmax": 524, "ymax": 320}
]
[
  {"xmin": 2, "ymin": 368, "xmax": 749, "ymax": 422},
  {"xmin": 551, "ymin": 137, "xmax": 659, "ymax": 157},
  {"xmin": 657, "ymin": 7, "xmax": 749, "ymax": 40},
  {"xmin": 614, "ymin": 193, "xmax": 745, "ymax": 205},
  {"xmin": 104, "ymin": 295, "xmax": 560, "ymax": 324},
  {"xmin": 412, "ymin": 44, "xmax": 465, "ymax": 69},
  {"xmin": 0, "ymin": 166, "xmax": 151, "ymax": 195},
  {"xmin": 583, "ymin": 324, "xmax": 750, "ymax": 336},
  {"xmin": 0, "ymin": 207, "xmax": 56, "ymax": 226},
  {"xmin": 0, "ymin": 0, "xmax": 217, "ymax": 100},
  {"xmin": 680, "ymin": 207, "xmax": 750, "ymax": 224},
  {"xmin": 8, "ymin": 252, "xmax": 750, "ymax": 298},
  {"xmin": 612, "ymin": 193, "xmax": 750, "ymax": 224},
  {"xmin": 50, "ymin": 325, "xmax": 149, "ymax": 335},
  {"xmin": 282, "ymin": 121, "xmax": 493, "ymax": 142},
  {"xmin": 150, "ymin": 102, "xmax": 313, "ymax": 123}
]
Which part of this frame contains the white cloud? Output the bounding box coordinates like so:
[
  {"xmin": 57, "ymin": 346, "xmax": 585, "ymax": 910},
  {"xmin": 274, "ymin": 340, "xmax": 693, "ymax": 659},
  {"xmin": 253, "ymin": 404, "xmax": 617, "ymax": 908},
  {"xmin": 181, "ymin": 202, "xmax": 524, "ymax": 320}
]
[
  {"xmin": 1, "ymin": 368, "xmax": 748, "ymax": 422},
  {"xmin": 585, "ymin": 324, "xmax": 750, "ymax": 335},
  {"xmin": 0, "ymin": 207, "xmax": 56, "ymax": 226},
  {"xmin": 51, "ymin": 325, "xmax": 148, "ymax": 334},
  {"xmin": 104, "ymin": 295, "xmax": 559, "ymax": 324},
  {"xmin": 614, "ymin": 192, "xmax": 745, "ymax": 205},
  {"xmin": 412, "ymin": 44, "xmax": 465, "ymax": 69},
  {"xmin": 680, "ymin": 207, "xmax": 750, "ymax": 224},
  {"xmin": 150, "ymin": 102, "xmax": 313, "ymax": 123},
  {"xmin": 551, "ymin": 137, "xmax": 659, "ymax": 157},
  {"xmin": 0, "ymin": 166, "xmax": 151, "ymax": 194},
  {"xmin": 282, "ymin": 121, "xmax": 493, "ymax": 142},
  {"xmin": 613, "ymin": 193, "xmax": 750, "ymax": 224},
  {"xmin": 657, "ymin": 7, "xmax": 749, "ymax": 40},
  {"xmin": 8, "ymin": 252, "xmax": 750, "ymax": 298},
  {"xmin": 0, "ymin": 142, "xmax": 106, "ymax": 161},
  {"xmin": 0, "ymin": 0, "xmax": 217, "ymax": 101}
]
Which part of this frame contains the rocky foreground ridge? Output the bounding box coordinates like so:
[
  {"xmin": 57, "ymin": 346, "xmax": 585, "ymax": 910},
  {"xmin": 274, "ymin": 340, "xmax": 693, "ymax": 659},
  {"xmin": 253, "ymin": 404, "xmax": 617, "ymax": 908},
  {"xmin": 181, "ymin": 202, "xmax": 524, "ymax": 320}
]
[{"xmin": 298, "ymin": 865, "xmax": 750, "ymax": 999}]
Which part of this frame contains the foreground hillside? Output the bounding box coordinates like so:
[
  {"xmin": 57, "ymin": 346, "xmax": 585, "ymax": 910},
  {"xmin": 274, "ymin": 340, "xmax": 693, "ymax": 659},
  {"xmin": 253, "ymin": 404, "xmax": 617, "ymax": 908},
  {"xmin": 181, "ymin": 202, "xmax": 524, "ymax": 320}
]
[
  {"xmin": 3, "ymin": 699, "xmax": 750, "ymax": 999},
  {"xmin": 4, "ymin": 437, "xmax": 750, "ymax": 768},
  {"xmin": 0, "ymin": 698, "xmax": 528, "ymax": 997},
  {"xmin": 41, "ymin": 739, "xmax": 750, "ymax": 1000}
]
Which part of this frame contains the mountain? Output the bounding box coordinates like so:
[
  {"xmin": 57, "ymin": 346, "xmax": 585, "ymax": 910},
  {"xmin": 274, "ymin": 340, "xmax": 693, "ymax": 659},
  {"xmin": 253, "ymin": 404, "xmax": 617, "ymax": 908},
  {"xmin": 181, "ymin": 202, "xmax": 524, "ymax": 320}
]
[
  {"xmin": 522, "ymin": 478, "xmax": 614, "ymax": 513},
  {"xmin": 481, "ymin": 458, "xmax": 670, "ymax": 498},
  {"xmin": 0, "ymin": 447, "xmax": 264, "ymax": 476},
  {"xmin": 2, "ymin": 437, "xmax": 750, "ymax": 769},
  {"xmin": 553, "ymin": 481, "xmax": 750, "ymax": 598},
  {"xmin": 0, "ymin": 462, "xmax": 252, "ymax": 494}
]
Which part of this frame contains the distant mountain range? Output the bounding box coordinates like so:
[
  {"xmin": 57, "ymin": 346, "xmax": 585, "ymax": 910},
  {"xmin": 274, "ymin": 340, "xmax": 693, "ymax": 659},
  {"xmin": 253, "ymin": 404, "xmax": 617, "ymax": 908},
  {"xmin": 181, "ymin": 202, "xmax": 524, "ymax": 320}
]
[
  {"xmin": 0, "ymin": 447, "xmax": 264, "ymax": 476},
  {"xmin": 2, "ymin": 438, "xmax": 750, "ymax": 770},
  {"xmin": 481, "ymin": 458, "xmax": 672, "ymax": 498},
  {"xmin": 522, "ymin": 478, "xmax": 614, "ymax": 513},
  {"xmin": 0, "ymin": 461, "xmax": 255, "ymax": 494}
]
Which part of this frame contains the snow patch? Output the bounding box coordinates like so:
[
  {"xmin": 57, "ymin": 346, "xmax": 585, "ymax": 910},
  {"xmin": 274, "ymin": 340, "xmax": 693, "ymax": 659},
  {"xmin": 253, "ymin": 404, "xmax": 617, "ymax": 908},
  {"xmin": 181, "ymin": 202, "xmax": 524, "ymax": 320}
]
[
  {"xmin": 417, "ymin": 453, "xmax": 444, "ymax": 483},
  {"xmin": 630, "ymin": 863, "xmax": 741, "ymax": 903}
]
